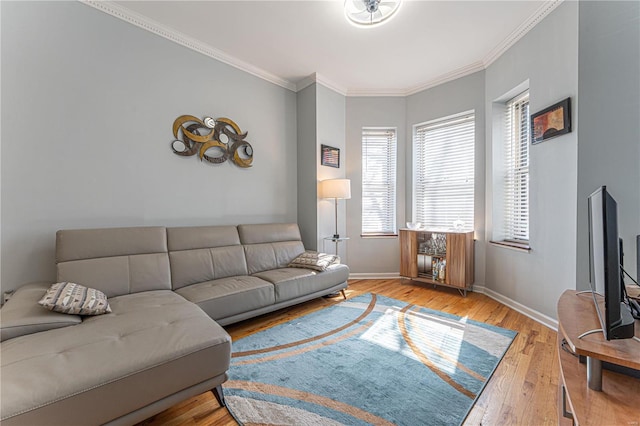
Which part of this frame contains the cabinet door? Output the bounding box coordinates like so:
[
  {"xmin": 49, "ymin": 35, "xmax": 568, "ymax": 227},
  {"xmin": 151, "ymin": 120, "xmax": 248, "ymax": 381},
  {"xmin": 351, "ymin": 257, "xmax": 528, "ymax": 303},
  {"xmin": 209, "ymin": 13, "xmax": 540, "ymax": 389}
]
[
  {"xmin": 446, "ymin": 232, "xmax": 474, "ymax": 287},
  {"xmin": 400, "ymin": 230, "xmax": 418, "ymax": 278}
]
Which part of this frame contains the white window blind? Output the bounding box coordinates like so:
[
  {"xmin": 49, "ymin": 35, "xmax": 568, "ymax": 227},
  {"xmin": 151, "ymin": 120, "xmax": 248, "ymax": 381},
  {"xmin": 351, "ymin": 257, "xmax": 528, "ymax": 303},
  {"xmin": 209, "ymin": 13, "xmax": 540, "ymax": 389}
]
[
  {"xmin": 414, "ymin": 113, "xmax": 475, "ymax": 231},
  {"xmin": 504, "ymin": 92, "xmax": 530, "ymax": 242},
  {"xmin": 362, "ymin": 128, "xmax": 397, "ymax": 235}
]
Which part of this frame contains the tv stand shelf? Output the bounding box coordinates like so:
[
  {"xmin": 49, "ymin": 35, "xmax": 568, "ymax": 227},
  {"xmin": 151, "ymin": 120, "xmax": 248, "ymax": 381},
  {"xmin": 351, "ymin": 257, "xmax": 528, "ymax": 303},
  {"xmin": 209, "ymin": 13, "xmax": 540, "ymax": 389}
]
[{"xmin": 557, "ymin": 290, "xmax": 640, "ymax": 425}]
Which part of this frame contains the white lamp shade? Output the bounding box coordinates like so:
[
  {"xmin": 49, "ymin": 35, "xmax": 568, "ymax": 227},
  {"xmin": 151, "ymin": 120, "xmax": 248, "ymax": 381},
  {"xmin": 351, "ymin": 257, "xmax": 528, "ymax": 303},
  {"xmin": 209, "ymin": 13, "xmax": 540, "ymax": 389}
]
[{"xmin": 320, "ymin": 179, "xmax": 351, "ymax": 199}]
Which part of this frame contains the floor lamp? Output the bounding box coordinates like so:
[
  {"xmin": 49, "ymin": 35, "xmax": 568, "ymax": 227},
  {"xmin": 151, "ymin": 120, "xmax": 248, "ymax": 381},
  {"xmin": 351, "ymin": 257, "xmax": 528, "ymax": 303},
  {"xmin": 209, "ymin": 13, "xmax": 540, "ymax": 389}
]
[{"xmin": 320, "ymin": 179, "xmax": 351, "ymax": 239}]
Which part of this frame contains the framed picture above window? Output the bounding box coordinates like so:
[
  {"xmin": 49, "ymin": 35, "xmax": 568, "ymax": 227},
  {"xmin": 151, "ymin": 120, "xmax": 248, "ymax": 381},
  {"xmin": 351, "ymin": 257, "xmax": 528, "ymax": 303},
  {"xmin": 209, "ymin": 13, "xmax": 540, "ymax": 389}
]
[
  {"xmin": 321, "ymin": 144, "xmax": 340, "ymax": 168},
  {"xmin": 530, "ymin": 97, "xmax": 571, "ymax": 144}
]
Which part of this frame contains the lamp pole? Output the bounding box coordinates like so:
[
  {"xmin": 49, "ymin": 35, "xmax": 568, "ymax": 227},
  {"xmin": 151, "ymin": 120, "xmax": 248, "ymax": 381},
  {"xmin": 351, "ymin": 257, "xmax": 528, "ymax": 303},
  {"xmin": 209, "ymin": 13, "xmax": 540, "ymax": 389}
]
[{"xmin": 333, "ymin": 197, "xmax": 340, "ymax": 239}]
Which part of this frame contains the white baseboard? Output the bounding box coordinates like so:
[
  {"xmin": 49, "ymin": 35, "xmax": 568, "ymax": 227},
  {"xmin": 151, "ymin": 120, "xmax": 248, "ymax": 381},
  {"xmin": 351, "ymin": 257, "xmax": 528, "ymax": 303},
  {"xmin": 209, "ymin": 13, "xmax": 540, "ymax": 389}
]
[
  {"xmin": 348, "ymin": 276, "xmax": 558, "ymax": 331},
  {"xmin": 349, "ymin": 272, "xmax": 400, "ymax": 280},
  {"xmin": 474, "ymin": 285, "xmax": 558, "ymax": 331}
]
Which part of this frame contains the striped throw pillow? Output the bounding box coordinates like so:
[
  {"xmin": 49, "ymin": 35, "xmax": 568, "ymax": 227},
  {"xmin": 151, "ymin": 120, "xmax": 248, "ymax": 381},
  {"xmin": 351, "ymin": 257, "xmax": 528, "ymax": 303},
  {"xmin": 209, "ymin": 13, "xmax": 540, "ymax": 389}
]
[
  {"xmin": 288, "ymin": 251, "xmax": 340, "ymax": 272},
  {"xmin": 38, "ymin": 282, "xmax": 112, "ymax": 315}
]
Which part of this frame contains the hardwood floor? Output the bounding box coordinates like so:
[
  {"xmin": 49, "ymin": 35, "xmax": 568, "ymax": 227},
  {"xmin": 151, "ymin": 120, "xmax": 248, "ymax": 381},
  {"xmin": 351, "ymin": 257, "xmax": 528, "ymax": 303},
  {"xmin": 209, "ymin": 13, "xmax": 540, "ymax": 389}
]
[{"xmin": 139, "ymin": 279, "xmax": 559, "ymax": 426}]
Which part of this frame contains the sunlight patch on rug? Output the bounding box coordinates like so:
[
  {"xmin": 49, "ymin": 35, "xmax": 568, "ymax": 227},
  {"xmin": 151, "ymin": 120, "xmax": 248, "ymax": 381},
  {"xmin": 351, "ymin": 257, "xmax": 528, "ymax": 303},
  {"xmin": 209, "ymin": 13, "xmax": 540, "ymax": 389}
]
[{"xmin": 224, "ymin": 293, "xmax": 516, "ymax": 426}]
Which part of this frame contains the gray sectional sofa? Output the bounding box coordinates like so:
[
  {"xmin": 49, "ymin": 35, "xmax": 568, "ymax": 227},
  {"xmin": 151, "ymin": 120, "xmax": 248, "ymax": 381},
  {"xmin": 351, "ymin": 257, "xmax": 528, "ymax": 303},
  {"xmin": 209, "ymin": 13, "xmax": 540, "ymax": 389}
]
[{"xmin": 0, "ymin": 223, "xmax": 349, "ymax": 425}]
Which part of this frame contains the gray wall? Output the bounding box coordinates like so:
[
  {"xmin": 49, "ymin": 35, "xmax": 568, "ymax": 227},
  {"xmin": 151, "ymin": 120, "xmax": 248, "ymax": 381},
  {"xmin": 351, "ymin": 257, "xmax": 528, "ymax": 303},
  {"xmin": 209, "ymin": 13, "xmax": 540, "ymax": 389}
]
[
  {"xmin": 295, "ymin": 83, "xmax": 347, "ymax": 255},
  {"xmin": 576, "ymin": 1, "xmax": 640, "ymax": 290},
  {"xmin": 407, "ymin": 72, "xmax": 487, "ymax": 287},
  {"xmin": 344, "ymin": 1, "xmax": 637, "ymax": 323},
  {"xmin": 484, "ymin": 1, "xmax": 579, "ymax": 319},
  {"xmin": 3, "ymin": 1, "xmax": 636, "ymax": 323},
  {"xmin": 1, "ymin": 1, "xmax": 298, "ymax": 293},
  {"xmin": 345, "ymin": 97, "xmax": 406, "ymax": 274},
  {"xmin": 296, "ymin": 84, "xmax": 318, "ymax": 250},
  {"xmin": 316, "ymin": 85, "xmax": 347, "ymax": 257},
  {"xmin": 344, "ymin": 73, "xmax": 486, "ymax": 278}
]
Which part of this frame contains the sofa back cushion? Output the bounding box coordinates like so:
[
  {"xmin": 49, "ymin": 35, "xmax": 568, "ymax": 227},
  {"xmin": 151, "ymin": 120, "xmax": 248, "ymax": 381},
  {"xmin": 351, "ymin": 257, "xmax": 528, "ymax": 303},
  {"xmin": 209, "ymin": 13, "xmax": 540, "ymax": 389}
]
[
  {"xmin": 167, "ymin": 226, "xmax": 247, "ymax": 290},
  {"xmin": 56, "ymin": 227, "xmax": 171, "ymax": 298},
  {"xmin": 238, "ymin": 224, "xmax": 305, "ymax": 274}
]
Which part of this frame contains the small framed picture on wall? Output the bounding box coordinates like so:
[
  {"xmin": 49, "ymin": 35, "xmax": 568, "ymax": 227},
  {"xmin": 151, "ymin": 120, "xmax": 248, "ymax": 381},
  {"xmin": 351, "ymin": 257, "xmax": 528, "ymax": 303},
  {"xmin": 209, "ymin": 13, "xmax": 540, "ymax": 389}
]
[{"xmin": 321, "ymin": 145, "xmax": 340, "ymax": 168}]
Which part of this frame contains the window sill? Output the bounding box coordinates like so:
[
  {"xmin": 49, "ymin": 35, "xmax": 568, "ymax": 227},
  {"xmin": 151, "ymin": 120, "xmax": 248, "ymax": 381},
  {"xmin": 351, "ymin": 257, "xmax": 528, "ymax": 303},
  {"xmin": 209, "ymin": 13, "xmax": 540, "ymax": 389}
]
[
  {"xmin": 489, "ymin": 240, "xmax": 531, "ymax": 252},
  {"xmin": 361, "ymin": 233, "xmax": 398, "ymax": 239}
]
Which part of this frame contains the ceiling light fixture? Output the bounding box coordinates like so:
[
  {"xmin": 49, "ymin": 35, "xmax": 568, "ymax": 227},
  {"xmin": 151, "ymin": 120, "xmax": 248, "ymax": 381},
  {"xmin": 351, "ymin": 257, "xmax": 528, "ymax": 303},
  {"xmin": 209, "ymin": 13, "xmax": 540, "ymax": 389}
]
[{"xmin": 344, "ymin": 0, "xmax": 402, "ymax": 28}]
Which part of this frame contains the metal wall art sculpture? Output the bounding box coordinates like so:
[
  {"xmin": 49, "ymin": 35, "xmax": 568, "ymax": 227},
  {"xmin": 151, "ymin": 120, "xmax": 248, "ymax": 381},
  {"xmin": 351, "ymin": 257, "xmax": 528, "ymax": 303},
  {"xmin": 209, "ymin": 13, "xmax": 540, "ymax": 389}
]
[{"xmin": 171, "ymin": 115, "xmax": 253, "ymax": 168}]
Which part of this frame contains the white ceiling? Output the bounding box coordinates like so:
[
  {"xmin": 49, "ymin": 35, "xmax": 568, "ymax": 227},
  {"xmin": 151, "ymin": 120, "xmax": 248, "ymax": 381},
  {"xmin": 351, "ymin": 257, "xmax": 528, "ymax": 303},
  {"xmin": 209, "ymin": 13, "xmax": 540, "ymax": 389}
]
[{"xmin": 103, "ymin": 0, "xmax": 561, "ymax": 95}]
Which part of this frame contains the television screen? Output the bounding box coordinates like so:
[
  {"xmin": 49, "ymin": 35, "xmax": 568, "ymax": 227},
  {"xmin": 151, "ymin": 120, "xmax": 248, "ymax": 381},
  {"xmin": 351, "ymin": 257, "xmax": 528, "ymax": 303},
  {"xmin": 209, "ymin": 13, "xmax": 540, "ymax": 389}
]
[{"xmin": 588, "ymin": 186, "xmax": 634, "ymax": 340}]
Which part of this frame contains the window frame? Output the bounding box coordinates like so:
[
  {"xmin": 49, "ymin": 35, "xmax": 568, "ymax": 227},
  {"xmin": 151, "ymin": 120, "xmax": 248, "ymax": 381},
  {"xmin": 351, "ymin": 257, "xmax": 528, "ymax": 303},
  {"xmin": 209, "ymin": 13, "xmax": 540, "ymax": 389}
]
[
  {"xmin": 412, "ymin": 111, "xmax": 475, "ymax": 232},
  {"xmin": 501, "ymin": 91, "xmax": 531, "ymax": 248},
  {"xmin": 361, "ymin": 127, "xmax": 398, "ymax": 237}
]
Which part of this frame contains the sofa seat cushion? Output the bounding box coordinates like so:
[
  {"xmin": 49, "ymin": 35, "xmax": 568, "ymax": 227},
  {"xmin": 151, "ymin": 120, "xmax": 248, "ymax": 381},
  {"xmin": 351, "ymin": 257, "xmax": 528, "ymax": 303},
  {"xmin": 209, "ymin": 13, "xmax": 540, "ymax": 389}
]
[
  {"xmin": 253, "ymin": 264, "xmax": 349, "ymax": 303},
  {"xmin": 174, "ymin": 275, "xmax": 275, "ymax": 321},
  {"xmin": 1, "ymin": 290, "xmax": 231, "ymax": 426}
]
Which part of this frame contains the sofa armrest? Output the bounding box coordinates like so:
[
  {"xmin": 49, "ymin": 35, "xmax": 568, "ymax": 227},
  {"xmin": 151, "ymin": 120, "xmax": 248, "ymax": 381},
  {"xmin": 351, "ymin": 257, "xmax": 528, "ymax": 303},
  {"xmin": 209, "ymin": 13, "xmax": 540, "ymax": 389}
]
[{"xmin": 0, "ymin": 282, "xmax": 81, "ymax": 342}]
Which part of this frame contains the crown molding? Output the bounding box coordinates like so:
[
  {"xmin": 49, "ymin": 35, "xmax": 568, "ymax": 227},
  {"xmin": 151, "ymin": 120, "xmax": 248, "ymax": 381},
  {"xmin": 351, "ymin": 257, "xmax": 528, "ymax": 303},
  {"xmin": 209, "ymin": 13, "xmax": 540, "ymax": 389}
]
[
  {"xmin": 80, "ymin": 0, "xmax": 297, "ymax": 92},
  {"xmin": 295, "ymin": 74, "xmax": 317, "ymax": 93},
  {"xmin": 315, "ymin": 74, "xmax": 348, "ymax": 96},
  {"xmin": 483, "ymin": 0, "xmax": 564, "ymax": 68},
  {"xmin": 346, "ymin": 87, "xmax": 408, "ymax": 97},
  {"xmin": 404, "ymin": 61, "xmax": 486, "ymax": 96},
  {"xmin": 296, "ymin": 73, "xmax": 348, "ymax": 96},
  {"xmin": 80, "ymin": 0, "xmax": 562, "ymax": 98},
  {"xmin": 345, "ymin": 60, "xmax": 485, "ymax": 97}
]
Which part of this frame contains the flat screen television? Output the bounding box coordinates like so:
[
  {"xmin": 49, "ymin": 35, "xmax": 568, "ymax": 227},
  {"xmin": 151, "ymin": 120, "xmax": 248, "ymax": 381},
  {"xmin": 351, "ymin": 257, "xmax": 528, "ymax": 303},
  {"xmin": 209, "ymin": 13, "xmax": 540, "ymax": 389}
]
[{"xmin": 587, "ymin": 186, "xmax": 635, "ymax": 340}]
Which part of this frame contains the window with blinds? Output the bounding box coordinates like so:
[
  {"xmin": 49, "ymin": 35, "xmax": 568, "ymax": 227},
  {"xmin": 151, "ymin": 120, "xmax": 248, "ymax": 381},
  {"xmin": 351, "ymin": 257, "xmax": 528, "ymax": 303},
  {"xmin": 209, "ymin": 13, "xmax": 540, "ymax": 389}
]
[
  {"xmin": 503, "ymin": 91, "xmax": 530, "ymax": 243},
  {"xmin": 362, "ymin": 127, "xmax": 397, "ymax": 235},
  {"xmin": 413, "ymin": 112, "xmax": 475, "ymax": 231}
]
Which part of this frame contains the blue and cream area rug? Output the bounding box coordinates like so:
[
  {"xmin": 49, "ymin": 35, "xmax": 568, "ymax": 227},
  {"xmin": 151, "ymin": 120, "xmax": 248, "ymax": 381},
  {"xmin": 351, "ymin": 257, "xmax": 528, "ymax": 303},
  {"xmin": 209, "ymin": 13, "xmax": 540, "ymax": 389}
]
[{"xmin": 224, "ymin": 293, "xmax": 516, "ymax": 426}]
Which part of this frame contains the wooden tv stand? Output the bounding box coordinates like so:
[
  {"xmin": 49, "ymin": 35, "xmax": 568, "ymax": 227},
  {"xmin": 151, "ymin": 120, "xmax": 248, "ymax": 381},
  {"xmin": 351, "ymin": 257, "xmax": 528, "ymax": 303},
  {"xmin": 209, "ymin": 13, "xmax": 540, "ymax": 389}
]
[
  {"xmin": 557, "ymin": 290, "xmax": 640, "ymax": 425},
  {"xmin": 399, "ymin": 229, "xmax": 474, "ymax": 296}
]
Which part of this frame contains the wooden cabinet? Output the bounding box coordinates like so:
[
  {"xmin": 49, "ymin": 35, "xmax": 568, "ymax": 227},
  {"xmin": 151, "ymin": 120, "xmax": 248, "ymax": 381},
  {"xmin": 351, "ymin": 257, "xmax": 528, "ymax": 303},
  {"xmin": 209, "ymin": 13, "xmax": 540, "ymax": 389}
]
[{"xmin": 399, "ymin": 229, "xmax": 474, "ymax": 295}]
